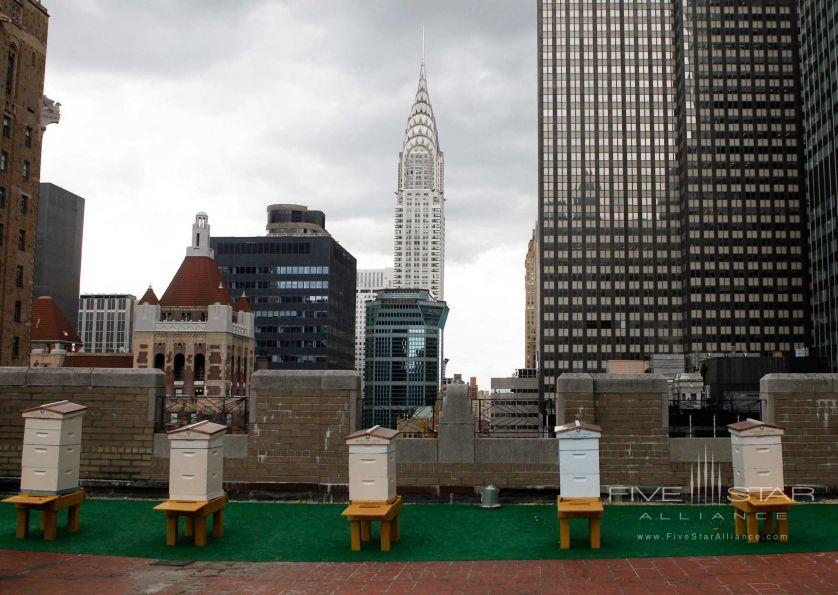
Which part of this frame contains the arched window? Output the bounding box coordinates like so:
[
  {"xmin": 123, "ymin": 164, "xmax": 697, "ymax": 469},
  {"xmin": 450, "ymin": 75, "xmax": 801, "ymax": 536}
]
[
  {"xmin": 194, "ymin": 353, "xmax": 205, "ymax": 382},
  {"xmin": 173, "ymin": 353, "xmax": 185, "ymax": 381},
  {"xmin": 153, "ymin": 353, "xmax": 165, "ymax": 370},
  {"xmin": 5, "ymin": 45, "xmax": 16, "ymax": 97}
]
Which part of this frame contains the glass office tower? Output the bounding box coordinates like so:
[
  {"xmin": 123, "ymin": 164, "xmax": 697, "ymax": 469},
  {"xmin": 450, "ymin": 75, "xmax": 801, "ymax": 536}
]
[{"xmin": 800, "ymin": 0, "xmax": 838, "ymax": 369}]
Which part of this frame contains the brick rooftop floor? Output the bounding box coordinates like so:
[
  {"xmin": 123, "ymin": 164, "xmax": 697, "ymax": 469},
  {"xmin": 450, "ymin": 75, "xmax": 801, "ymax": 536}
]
[{"xmin": 0, "ymin": 550, "xmax": 835, "ymax": 594}]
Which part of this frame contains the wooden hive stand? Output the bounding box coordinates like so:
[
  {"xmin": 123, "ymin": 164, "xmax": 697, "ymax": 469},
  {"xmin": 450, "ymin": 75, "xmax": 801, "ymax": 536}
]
[
  {"xmin": 153, "ymin": 492, "xmax": 227, "ymax": 546},
  {"xmin": 341, "ymin": 496, "xmax": 403, "ymax": 551},
  {"xmin": 731, "ymin": 492, "xmax": 794, "ymax": 543},
  {"xmin": 3, "ymin": 489, "xmax": 85, "ymax": 541},
  {"xmin": 557, "ymin": 496, "xmax": 604, "ymax": 549}
]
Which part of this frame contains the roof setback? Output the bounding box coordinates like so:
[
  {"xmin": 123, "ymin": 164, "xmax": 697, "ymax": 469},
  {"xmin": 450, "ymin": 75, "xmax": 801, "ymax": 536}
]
[
  {"xmin": 22, "ymin": 400, "xmax": 87, "ymax": 417},
  {"xmin": 160, "ymin": 256, "xmax": 235, "ymax": 310},
  {"xmin": 346, "ymin": 425, "xmax": 400, "ymax": 442},
  {"xmin": 31, "ymin": 296, "xmax": 81, "ymax": 344},
  {"xmin": 168, "ymin": 419, "xmax": 228, "ymax": 437}
]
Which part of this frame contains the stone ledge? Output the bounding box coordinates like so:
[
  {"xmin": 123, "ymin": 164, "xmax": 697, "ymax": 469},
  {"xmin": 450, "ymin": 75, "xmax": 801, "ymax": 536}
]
[
  {"xmin": 251, "ymin": 370, "xmax": 361, "ymax": 391},
  {"xmin": 0, "ymin": 367, "xmax": 165, "ymax": 388},
  {"xmin": 592, "ymin": 373, "xmax": 668, "ymax": 394},
  {"xmin": 761, "ymin": 373, "xmax": 837, "ymax": 394},
  {"xmin": 556, "ymin": 373, "xmax": 594, "ymax": 393}
]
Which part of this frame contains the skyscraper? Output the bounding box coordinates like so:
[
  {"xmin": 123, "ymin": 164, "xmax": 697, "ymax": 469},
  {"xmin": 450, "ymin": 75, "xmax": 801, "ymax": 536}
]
[
  {"xmin": 34, "ymin": 183, "xmax": 85, "ymax": 329},
  {"xmin": 0, "ymin": 1, "xmax": 50, "ymax": 365},
  {"xmin": 538, "ymin": 0, "xmax": 683, "ymax": 394},
  {"xmin": 524, "ymin": 228, "xmax": 538, "ymax": 369},
  {"xmin": 800, "ymin": 0, "xmax": 838, "ymax": 369},
  {"xmin": 212, "ymin": 205, "xmax": 356, "ymax": 370},
  {"xmin": 393, "ymin": 60, "xmax": 445, "ymax": 299},
  {"xmin": 537, "ymin": 0, "xmax": 810, "ymax": 395},
  {"xmin": 675, "ymin": 0, "xmax": 809, "ymax": 357},
  {"xmin": 355, "ymin": 267, "xmax": 394, "ymax": 375},
  {"xmin": 363, "ymin": 288, "xmax": 448, "ymax": 428},
  {"xmin": 78, "ymin": 294, "xmax": 136, "ymax": 353}
]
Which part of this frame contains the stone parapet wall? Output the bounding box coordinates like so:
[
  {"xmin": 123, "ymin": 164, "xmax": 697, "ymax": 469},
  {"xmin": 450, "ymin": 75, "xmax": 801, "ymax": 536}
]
[{"xmin": 0, "ymin": 369, "xmax": 835, "ymax": 494}]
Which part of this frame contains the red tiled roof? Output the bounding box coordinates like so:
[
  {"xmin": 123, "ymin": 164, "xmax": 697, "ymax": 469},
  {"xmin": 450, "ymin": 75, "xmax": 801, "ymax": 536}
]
[
  {"xmin": 139, "ymin": 286, "xmax": 159, "ymax": 305},
  {"xmin": 62, "ymin": 354, "xmax": 134, "ymax": 368},
  {"xmin": 160, "ymin": 256, "xmax": 235, "ymax": 309},
  {"xmin": 236, "ymin": 294, "xmax": 253, "ymax": 312},
  {"xmin": 31, "ymin": 296, "xmax": 81, "ymax": 345}
]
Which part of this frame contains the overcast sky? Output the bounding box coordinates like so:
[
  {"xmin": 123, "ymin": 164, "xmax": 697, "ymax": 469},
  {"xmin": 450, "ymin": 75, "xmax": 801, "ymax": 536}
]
[{"xmin": 41, "ymin": 0, "xmax": 537, "ymax": 387}]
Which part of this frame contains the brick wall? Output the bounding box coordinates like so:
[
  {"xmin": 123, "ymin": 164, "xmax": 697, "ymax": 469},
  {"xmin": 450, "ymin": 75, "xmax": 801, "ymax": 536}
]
[{"xmin": 0, "ymin": 368, "xmax": 163, "ymax": 484}]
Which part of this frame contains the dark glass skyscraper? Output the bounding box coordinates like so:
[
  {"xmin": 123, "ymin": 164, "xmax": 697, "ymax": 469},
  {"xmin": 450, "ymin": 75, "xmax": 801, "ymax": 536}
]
[
  {"xmin": 212, "ymin": 205, "xmax": 356, "ymax": 370},
  {"xmin": 800, "ymin": 0, "xmax": 838, "ymax": 369},
  {"xmin": 538, "ymin": 0, "xmax": 811, "ymax": 395},
  {"xmin": 363, "ymin": 289, "xmax": 448, "ymax": 428}
]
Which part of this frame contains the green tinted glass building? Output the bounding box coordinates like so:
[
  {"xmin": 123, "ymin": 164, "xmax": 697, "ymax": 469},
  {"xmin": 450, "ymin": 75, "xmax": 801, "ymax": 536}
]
[{"xmin": 363, "ymin": 289, "xmax": 448, "ymax": 428}]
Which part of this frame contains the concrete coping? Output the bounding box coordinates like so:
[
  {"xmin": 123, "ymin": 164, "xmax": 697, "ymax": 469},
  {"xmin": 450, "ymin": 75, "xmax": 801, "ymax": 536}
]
[
  {"xmin": 555, "ymin": 373, "xmax": 594, "ymax": 393},
  {"xmin": 0, "ymin": 367, "xmax": 165, "ymax": 388},
  {"xmin": 251, "ymin": 369, "xmax": 362, "ymax": 391},
  {"xmin": 760, "ymin": 373, "xmax": 838, "ymax": 394},
  {"xmin": 591, "ymin": 373, "xmax": 668, "ymax": 394}
]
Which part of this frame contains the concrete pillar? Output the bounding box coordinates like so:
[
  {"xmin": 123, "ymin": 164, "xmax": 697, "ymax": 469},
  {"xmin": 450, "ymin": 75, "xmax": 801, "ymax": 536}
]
[
  {"xmin": 438, "ymin": 384, "xmax": 475, "ymax": 463},
  {"xmin": 556, "ymin": 373, "xmax": 595, "ymax": 426}
]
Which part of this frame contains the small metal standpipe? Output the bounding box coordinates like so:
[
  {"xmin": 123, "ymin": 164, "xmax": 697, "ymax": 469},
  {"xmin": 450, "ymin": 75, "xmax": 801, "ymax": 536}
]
[{"xmin": 479, "ymin": 484, "xmax": 501, "ymax": 509}]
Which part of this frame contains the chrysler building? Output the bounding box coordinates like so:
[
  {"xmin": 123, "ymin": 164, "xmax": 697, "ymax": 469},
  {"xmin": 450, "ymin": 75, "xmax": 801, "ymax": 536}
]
[{"xmin": 393, "ymin": 60, "xmax": 445, "ymax": 299}]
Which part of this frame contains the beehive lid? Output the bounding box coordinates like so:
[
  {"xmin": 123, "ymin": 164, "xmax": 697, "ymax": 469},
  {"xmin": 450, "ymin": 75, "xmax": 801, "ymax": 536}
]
[
  {"xmin": 554, "ymin": 420, "xmax": 602, "ymax": 439},
  {"xmin": 727, "ymin": 418, "xmax": 784, "ymax": 437},
  {"xmin": 346, "ymin": 425, "xmax": 400, "ymax": 445},
  {"xmin": 22, "ymin": 400, "xmax": 87, "ymax": 419},
  {"xmin": 167, "ymin": 420, "xmax": 228, "ymax": 439}
]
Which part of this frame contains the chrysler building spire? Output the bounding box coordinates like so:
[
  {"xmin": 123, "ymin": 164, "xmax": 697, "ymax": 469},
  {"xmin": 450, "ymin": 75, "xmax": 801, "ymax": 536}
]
[{"xmin": 393, "ymin": 54, "xmax": 446, "ymax": 300}]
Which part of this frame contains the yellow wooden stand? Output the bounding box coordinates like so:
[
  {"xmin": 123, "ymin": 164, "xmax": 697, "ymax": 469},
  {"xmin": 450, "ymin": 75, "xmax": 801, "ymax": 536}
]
[
  {"xmin": 154, "ymin": 492, "xmax": 227, "ymax": 546},
  {"xmin": 732, "ymin": 492, "xmax": 793, "ymax": 543},
  {"xmin": 3, "ymin": 489, "xmax": 85, "ymax": 541},
  {"xmin": 341, "ymin": 496, "xmax": 403, "ymax": 551},
  {"xmin": 557, "ymin": 496, "xmax": 603, "ymax": 549}
]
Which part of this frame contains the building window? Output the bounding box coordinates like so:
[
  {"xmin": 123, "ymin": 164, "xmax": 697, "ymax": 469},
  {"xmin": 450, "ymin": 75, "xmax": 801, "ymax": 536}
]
[
  {"xmin": 17, "ymin": 229, "xmax": 24, "ymax": 251},
  {"xmin": 5, "ymin": 45, "xmax": 15, "ymax": 96},
  {"xmin": 0, "ymin": 186, "xmax": 5, "ymax": 207},
  {"xmin": 2, "ymin": 116, "xmax": 9, "ymax": 138},
  {"xmin": 1, "ymin": 151, "xmax": 8, "ymax": 172},
  {"xmin": 173, "ymin": 353, "xmax": 185, "ymax": 382},
  {"xmin": 13, "ymin": 300, "xmax": 20, "ymax": 322},
  {"xmin": 22, "ymin": 160, "xmax": 29, "ymax": 180},
  {"xmin": 19, "ymin": 194, "xmax": 27, "ymax": 214},
  {"xmin": 11, "ymin": 336, "xmax": 19, "ymax": 359},
  {"xmin": 153, "ymin": 353, "xmax": 165, "ymax": 370},
  {"xmin": 194, "ymin": 353, "xmax": 205, "ymax": 382},
  {"xmin": 24, "ymin": 126, "xmax": 31, "ymax": 147},
  {"xmin": 15, "ymin": 264, "xmax": 22, "ymax": 287}
]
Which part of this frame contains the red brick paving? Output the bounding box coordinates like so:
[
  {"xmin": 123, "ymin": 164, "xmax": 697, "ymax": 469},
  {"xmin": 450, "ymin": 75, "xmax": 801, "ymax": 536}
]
[{"xmin": 0, "ymin": 550, "xmax": 835, "ymax": 594}]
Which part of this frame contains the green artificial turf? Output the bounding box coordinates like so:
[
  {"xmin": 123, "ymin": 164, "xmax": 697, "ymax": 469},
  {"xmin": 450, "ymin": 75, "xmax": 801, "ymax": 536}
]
[{"xmin": 0, "ymin": 499, "xmax": 835, "ymax": 562}]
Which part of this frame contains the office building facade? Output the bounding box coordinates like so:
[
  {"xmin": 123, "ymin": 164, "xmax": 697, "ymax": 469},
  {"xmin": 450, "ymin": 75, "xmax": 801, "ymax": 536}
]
[
  {"xmin": 212, "ymin": 204, "xmax": 356, "ymax": 370},
  {"xmin": 34, "ymin": 183, "xmax": 84, "ymax": 328},
  {"xmin": 0, "ymin": 1, "xmax": 50, "ymax": 364},
  {"xmin": 800, "ymin": 0, "xmax": 838, "ymax": 369},
  {"xmin": 393, "ymin": 60, "xmax": 446, "ymax": 299},
  {"xmin": 524, "ymin": 228, "xmax": 538, "ymax": 369},
  {"xmin": 78, "ymin": 294, "xmax": 136, "ymax": 353},
  {"xmin": 538, "ymin": 0, "xmax": 811, "ymax": 395},
  {"xmin": 363, "ymin": 288, "xmax": 448, "ymax": 428},
  {"xmin": 355, "ymin": 267, "xmax": 394, "ymax": 374}
]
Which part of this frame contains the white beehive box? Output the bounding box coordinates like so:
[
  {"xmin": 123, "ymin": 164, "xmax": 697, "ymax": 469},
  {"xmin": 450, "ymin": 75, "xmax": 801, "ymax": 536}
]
[
  {"xmin": 167, "ymin": 420, "xmax": 227, "ymax": 502},
  {"xmin": 555, "ymin": 420, "xmax": 602, "ymax": 499},
  {"xmin": 20, "ymin": 400, "xmax": 87, "ymax": 495},
  {"xmin": 346, "ymin": 425, "xmax": 399, "ymax": 502},
  {"xmin": 728, "ymin": 419, "xmax": 785, "ymax": 494}
]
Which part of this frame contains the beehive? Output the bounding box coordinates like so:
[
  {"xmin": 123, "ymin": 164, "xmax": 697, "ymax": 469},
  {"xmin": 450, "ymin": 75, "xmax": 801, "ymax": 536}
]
[
  {"xmin": 346, "ymin": 425, "xmax": 399, "ymax": 502},
  {"xmin": 728, "ymin": 419, "xmax": 785, "ymax": 494},
  {"xmin": 555, "ymin": 420, "xmax": 602, "ymax": 499},
  {"xmin": 20, "ymin": 400, "xmax": 87, "ymax": 495},
  {"xmin": 167, "ymin": 420, "xmax": 227, "ymax": 502}
]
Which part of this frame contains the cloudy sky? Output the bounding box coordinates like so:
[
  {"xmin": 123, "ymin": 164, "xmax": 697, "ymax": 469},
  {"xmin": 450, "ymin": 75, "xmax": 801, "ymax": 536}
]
[{"xmin": 41, "ymin": 0, "xmax": 537, "ymax": 387}]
